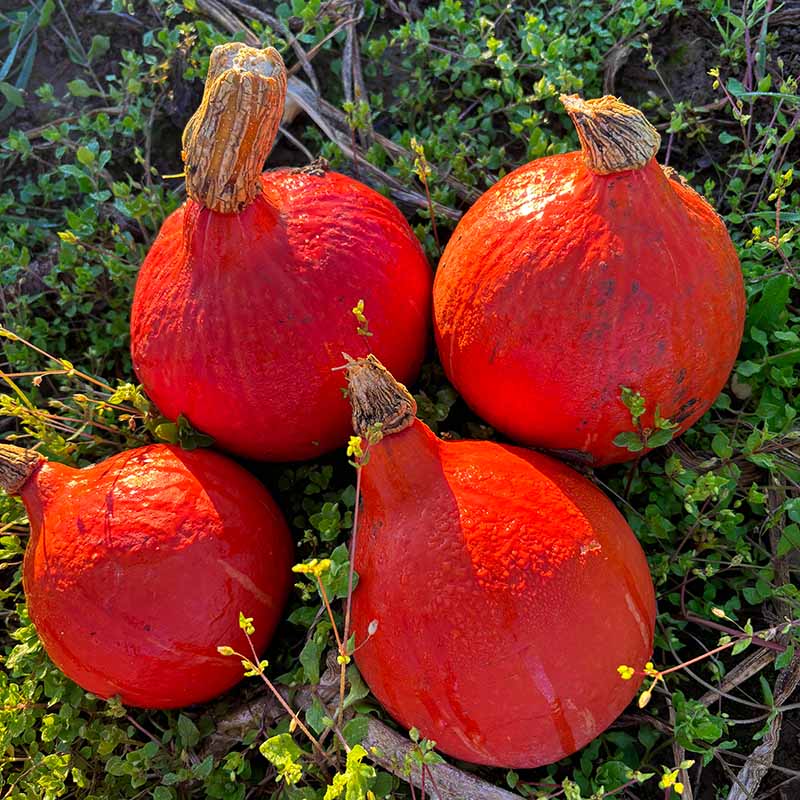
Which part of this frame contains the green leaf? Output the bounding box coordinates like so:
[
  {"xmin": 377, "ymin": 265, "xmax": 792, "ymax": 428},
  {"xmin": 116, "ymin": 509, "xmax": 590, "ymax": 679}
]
[
  {"xmin": 731, "ymin": 636, "xmax": 751, "ymax": 655},
  {"xmin": 776, "ymin": 644, "xmax": 795, "ymax": 669},
  {"xmin": 260, "ymin": 734, "xmax": 304, "ymax": 786},
  {"xmin": 620, "ymin": 386, "xmax": 646, "ymax": 425},
  {"xmin": 646, "ymin": 428, "xmax": 674, "ymax": 449},
  {"xmin": 305, "ymin": 695, "xmax": 328, "ymax": 735},
  {"xmin": 76, "ymin": 146, "xmax": 95, "ymax": 166},
  {"xmin": 736, "ymin": 360, "xmax": 763, "ymax": 377},
  {"xmin": 748, "ymin": 274, "xmax": 791, "ymax": 332},
  {"xmin": 299, "ymin": 637, "xmax": 323, "ymax": 685},
  {"xmin": 324, "ymin": 745, "xmax": 375, "ymax": 800},
  {"xmin": 0, "ymin": 80, "xmax": 25, "ymax": 107},
  {"xmin": 66, "ymin": 78, "xmax": 97, "ymax": 97},
  {"xmin": 154, "ymin": 422, "xmax": 179, "ymax": 443},
  {"xmin": 613, "ymin": 431, "xmax": 644, "ymax": 452},
  {"xmin": 711, "ymin": 432, "xmax": 733, "ymax": 459},
  {"xmin": 87, "ymin": 35, "xmax": 110, "ymax": 64},
  {"xmin": 176, "ymin": 714, "xmax": 200, "ymax": 748},
  {"xmin": 344, "ymin": 665, "xmax": 370, "ymax": 708},
  {"xmin": 726, "ymin": 77, "xmax": 746, "ymax": 97},
  {"xmin": 777, "ymin": 523, "xmax": 800, "ymax": 558},
  {"xmin": 39, "ymin": 0, "xmax": 55, "ymax": 27},
  {"xmin": 342, "ymin": 716, "xmax": 370, "ymax": 746}
]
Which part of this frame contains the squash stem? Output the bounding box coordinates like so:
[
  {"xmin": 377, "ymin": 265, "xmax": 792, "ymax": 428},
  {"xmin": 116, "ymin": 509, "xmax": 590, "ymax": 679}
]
[
  {"xmin": 181, "ymin": 43, "xmax": 287, "ymax": 214},
  {"xmin": 344, "ymin": 354, "xmax": 417, "ymax": 437},
  {"xmin": 560, "ymin": 94, "xmax": 661, "ymax": 174},
  {"xmin": 0, "ymin": 444, "xmax": 43, "ymax": 495}
]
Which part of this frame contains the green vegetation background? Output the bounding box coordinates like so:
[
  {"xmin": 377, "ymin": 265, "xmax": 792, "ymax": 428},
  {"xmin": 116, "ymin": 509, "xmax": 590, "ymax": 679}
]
[{"xmin": 1, "ymin": 0, "xmax": 798, "ymax": 798}]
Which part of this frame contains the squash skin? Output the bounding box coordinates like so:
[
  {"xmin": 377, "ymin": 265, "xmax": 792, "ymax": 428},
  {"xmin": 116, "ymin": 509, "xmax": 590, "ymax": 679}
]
[
  {"xmin": 433, "ymin": 155, "xmax": 745, "ymax": 465},
  {"xmin": 131, "ymin": 168, "xmax": 431, "ymax": 461},
  {"xmin": 20, "ymin": 444, "xmax": 293, "ymax": 709},
  {"xmin": 352, "ymin": 419, "xmax": 656, "ymax": 767}
]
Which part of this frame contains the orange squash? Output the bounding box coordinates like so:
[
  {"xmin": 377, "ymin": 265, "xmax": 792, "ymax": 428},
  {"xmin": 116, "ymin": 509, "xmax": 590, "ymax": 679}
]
[
  {"xmin": 0, "ymin": 443, "xmax": 292, "ymax": 708},
  {"xmin": 130, "ymin": 44, "xmax": 431, "ymax": 461},
  {"xmin": 345, "ymin": 356, "xmax": 656, "ymax": 767},
  {"xmin": 433, "ymin": 95, "xmax": 745, "ymax": 465}
]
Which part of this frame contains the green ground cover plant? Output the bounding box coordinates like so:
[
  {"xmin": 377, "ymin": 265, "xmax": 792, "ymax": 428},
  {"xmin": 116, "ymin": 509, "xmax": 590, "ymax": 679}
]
[{"xmin": 0, "ymin": 0, "xmax": 798, "ymax": 798}]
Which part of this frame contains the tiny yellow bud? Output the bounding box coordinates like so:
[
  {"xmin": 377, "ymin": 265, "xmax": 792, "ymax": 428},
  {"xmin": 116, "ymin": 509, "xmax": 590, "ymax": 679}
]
[
  {"xmin": 659, "ymin": 770, "xmax": 679, "ymax": 789},
  {"xmin": 711, "ymin": 607, "xmax": 727, "ymax": 619},
  {"xmin": 617, "ymin": 665, "xmax": 635, "ymax": 680},
  {"xmin": 645, "ymin": 661, "xmax": 654, "ymax": 670},
  {"xmin": 675, "ymin": 782, "xmax": 684, "ymax": 794},
  {"xmin": 347, "ymin": 435, "xmax": 364, "ymax": 459},
  {"xmin": 638, "ymin": 689, "xmax": 652, "ymax": 708}
]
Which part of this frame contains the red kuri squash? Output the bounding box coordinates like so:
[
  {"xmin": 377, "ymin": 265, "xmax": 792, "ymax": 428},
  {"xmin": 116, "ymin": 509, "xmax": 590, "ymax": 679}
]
[
  {"xmin": 0, "ymin": 443, "xmax": 293, "ymax": 708},
  {"xmin": 345, "ymin": 356, "xmax": 656, "ymax": 767},
  {"xmin": 130, "ymin": 44, "xmax": 431, "ymax": 461},
  {"xmin": 433, "ymin": 95, "xmax": 745, "ymax": 465}
]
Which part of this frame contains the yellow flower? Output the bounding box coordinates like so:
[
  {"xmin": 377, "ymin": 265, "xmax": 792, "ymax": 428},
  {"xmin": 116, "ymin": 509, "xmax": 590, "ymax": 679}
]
[
  {"xmin": 347, "ymin": 435, "xmax": 364, "ymax": 459},
  {"xmin": 617, "ymin": 665, "xmax": 635, "ymax": 680},
  {"xmin": 659, "ymin": 769, "xmax": 680, "ymax": 790},
  {"xmin": 292, "ymin": 558, "xmax": 332, "ymax": 579}
]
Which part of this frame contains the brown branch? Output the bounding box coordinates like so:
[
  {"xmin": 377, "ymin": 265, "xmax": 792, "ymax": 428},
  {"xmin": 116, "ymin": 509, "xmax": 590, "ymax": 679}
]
[
  {"xmin": 727, "ymin": 652, "xmax": 800, "ymax": 800},
  {"xmin": 194, "ymin": 0, "xmax": 473, "ymax": 221},
  {"xmin": 204, "ymin": 678, "xmax": 522, "ymax": 800},
  {"xmin": 666, "ymin": 695, "xmax": 694, "ymax": 800},
  {"xmin": 698, "ymin": 648, "xmax": 777, "ymax": 707},
  {"xmin": 362, "ymin": 718, "xmax": 521, "ymax": 800}
]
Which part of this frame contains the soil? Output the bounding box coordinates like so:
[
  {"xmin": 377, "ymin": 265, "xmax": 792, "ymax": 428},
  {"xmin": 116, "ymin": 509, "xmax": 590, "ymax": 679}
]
[{"xmin": 615, "ymin": 2, "xmax": 800, "ymax": 182}]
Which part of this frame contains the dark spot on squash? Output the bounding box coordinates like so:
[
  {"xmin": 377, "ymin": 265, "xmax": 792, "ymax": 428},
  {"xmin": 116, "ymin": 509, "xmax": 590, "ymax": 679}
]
[
  {"xmin": 657, "ymin": 340, "xmax": 666, "ymax": 354},
  {"xmin": 674, "ymin": 397, "xmax": 700, "ymax": 423},
  {"xmin": 676, "ymin": 368, "xmax": 686, "ymax": 384},
  {"xmin": 631, "ymin": 280, "xmax": 640, "ymax": 294}
]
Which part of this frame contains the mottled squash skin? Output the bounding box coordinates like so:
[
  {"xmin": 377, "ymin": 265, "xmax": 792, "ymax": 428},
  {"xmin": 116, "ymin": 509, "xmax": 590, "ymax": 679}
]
[
  {"xmin": 131, "ymin": 169, "xmax": 431, "ymax": 461},
  {"xmin": 433, "ymin": 156, "xmax": 745, "ymax": 465},
  {"xmin": 21, "ymin": 445, "xmax": 293, "ymax": 709},
  {"xmin": 352, "ymin": 420, "xmax": 656, "ymax": 767}
]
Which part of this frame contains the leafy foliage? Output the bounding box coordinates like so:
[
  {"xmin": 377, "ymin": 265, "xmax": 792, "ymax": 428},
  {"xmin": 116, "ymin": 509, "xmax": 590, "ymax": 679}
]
[{"xmin": 1, "ymin": 0, "xmax": 798, "ymax": 798}]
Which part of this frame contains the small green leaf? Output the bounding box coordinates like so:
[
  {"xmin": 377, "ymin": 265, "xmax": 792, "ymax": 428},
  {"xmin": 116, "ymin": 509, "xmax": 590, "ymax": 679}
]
[
  {"xmin": 299, "ymin": 637, "xmax": 323, "ymax": 685},
  {"xmin": 342, "ymin": 716, "xmax": 370, "ymax": 746},
  {"xmin": 87, "ymin": 35, "xmax": 110, "ymax": 64},
  {"xmin": 0, "ymin": 80, "xmax": 24, "ymax": 107},
  {"xmin": 613, "ymin": 431, "xmax": 644, "ymax": 452},
  {"xmin": 777, "ymin": 523, "xmax": 800, "ymax": 557},
  {"xmin": 620, "ymin": 386, "xmax": 646, "ymax": 425},
  {"xmin": 260, "ymin": 734, "xmax": 304, "ymax": 786},
  {"xmin": 711, "ymin": 432, "xmax": 733, "ymax": 459},
  {"xmin": 176, "ymin": 714, "xmax": 200, "ymax": 748},
  {"xmin": 76, "ymin": 146, "xmax": 95, "ymax": 166},
  {"xmin": 646, "ymin": 428, "xmax": 675, "ymax": 449}
]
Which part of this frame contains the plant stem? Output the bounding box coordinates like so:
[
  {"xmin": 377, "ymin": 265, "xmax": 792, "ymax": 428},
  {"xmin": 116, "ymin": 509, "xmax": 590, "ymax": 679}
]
[{"xmin": 338, "ymin": 457, "xmax": 365, "ymax": 729}]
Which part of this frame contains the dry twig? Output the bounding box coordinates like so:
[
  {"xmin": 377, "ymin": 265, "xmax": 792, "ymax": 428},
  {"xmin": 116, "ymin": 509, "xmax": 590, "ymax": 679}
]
[{"xmin": 727, "ymin": 653, "xmax": 800, "ymax": 800}]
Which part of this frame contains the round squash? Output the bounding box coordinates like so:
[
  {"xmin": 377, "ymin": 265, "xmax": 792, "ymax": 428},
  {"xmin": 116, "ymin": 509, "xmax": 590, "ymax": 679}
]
[
  {"xmin": 433, "ymin": 95, "xmax": 745, "ymax": 465},
  {"xmin": 345, "ymin": 356, "xmax": 656, "ymax": 767},
  {"xmin": 0, "ymin": 443, "xmax": 293, "ymax": 708},
  {"xmin": 131, "ymin": 44, "xmax": 431, "ymax": 461}
]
